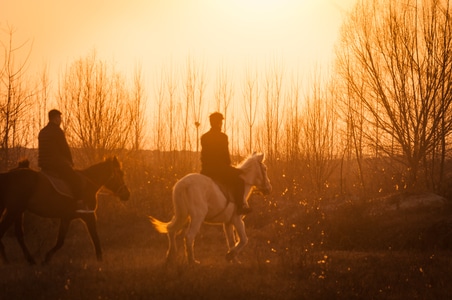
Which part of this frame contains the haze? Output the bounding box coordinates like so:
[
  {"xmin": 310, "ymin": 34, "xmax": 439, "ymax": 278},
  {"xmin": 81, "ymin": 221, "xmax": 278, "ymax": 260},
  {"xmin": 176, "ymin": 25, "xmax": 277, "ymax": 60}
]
[{"xmin": 1, "ymin": 0, "xmax": 356, "ymax": 90}]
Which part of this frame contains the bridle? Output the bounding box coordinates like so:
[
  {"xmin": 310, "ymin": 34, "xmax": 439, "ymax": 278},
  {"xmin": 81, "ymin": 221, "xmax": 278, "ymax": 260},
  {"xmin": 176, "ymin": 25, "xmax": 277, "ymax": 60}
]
[
  {"xmin": 243, "ymin": 159, "xmax": 270, "ymax": 194},
  {"xmin": 255, "ymin": 161, "xmax": 270, "ymax": 194},
  {"xmin": 103, "ymin": 167, "xmax": 127, "ymax": 197}
]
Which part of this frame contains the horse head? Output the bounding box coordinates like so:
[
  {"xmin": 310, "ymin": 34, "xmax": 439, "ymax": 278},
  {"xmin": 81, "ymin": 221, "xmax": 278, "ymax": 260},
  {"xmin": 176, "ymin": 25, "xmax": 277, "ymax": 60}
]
[
  {"xmin": 103, "ymin": 156, "xmax": 130, "ymax": 201},
  {"xmin": 241, "ymin": 153, "xmax": 272, "ymax": 195}
]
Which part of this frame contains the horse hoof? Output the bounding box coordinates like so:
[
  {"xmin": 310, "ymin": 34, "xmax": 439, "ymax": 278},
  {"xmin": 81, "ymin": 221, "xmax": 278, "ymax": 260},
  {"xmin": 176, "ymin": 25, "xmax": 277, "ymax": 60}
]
[
  {"xmin": 189, "ymin": 259, "xmax": 200, "ymax": 265},
  {"xmin": 225, "ymin": 251, "xmax": 235, "ymax": 262},
  {"xmin": 231, "ymin": 257, "xmax": 242, "ymax": 264}
]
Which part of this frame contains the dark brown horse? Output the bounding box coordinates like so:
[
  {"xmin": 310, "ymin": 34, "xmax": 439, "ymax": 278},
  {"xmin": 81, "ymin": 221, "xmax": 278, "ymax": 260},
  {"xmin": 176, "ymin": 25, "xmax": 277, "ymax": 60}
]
[{"xmin": 0, "ymin": 156, "xmax": 130, "ymax": 265}]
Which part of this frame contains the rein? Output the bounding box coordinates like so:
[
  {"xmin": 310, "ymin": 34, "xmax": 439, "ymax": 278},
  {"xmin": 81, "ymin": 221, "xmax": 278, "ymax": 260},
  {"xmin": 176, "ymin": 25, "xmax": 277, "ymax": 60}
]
[
  {"xmin": 205, "ymin": 200, "xmax": 233, "ymax": 223},
  {"xmin": 103, "ymin": 173, "xmax": 127, "ymax": 196},
  {"xmin": 81, "ymin": 165, "xmax": 125, "ymax": 197},
  {"xmin": 242, "ymin": 159, "xmax": 267, "ymax": 192},
  {"xmin": 257, "ymin": 162, "xmax": 268, "ymax": 191},
  {"xmin": 205, "ymin": 156, "xmax": 267, "ymax": 223}
]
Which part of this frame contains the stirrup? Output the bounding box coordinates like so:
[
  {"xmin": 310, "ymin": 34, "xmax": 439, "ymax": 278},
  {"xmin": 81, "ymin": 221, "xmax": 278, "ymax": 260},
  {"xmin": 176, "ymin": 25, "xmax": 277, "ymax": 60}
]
[
  {"xmin": 75, "ymin": 201, "xmax": 94, "ymax": 214},
  {"xmin": 75, "ymin": 208, "xmax": 94, "ymax": 214},
  {"xmin": 237, "ymin": 205, "xmax": 252, "ymax": 215}
]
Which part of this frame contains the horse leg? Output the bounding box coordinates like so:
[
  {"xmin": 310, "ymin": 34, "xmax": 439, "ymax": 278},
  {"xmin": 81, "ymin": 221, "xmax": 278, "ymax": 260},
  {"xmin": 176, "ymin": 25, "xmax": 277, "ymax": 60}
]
[
  {"xmin": 225, "ymin": 217, "xmax": 248, "ymax": 261},
  {"xmin": 223, "ymin": 223, "xmax": 240, "ymax": 263},
  {"xmin": 184, "ymin": 217, "xmax": 203, "ymax": 265},
  {"xmin": 0, "ymin": 209, "xmax": 22, "ymax": 264},
  {"xmin": 81, "ymin": 213, "xmax": 102, "ymax": 261},
  {"xmin": 166, "ymin": 229, "xmax": 177, "ymax": 264},
  {"xmin": 164, "ymin": 215, "xmax": 189, "ymax": 265},
  {"xmin": 14, "ymin": 214, "xmax": 36, "ymax": 265},
  {"xmin": 44, "ymin": 218, "xmax": 71, "ymax": 263},
  {"xmin": 0, "ymin": 238, "xmax": 8, "ymax": 264}
]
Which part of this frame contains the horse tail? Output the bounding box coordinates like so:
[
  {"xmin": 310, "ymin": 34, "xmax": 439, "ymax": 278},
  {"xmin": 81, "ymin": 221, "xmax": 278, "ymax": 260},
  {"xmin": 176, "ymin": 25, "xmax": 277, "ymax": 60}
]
[
  {"xmin": 0, "ymin": 173, "xmax": 6, "ymax": 212},
  {"xmin": 17, "ymin": 158, "xmax": 30, "ymax": 169},
  {"xmin": 148, "ymin": 216, "xmax": 170, "ymax": 233},
  {"xmin": 149, "ymin": 177, "xmax": 191, "ymax": 234},
  {"xmin": 168, "ymin": 178, "xmax": 190, "ymax": 230},
  {"xmin": 7, "ymin": 158, "xmax": 30, "ymax": 172}
]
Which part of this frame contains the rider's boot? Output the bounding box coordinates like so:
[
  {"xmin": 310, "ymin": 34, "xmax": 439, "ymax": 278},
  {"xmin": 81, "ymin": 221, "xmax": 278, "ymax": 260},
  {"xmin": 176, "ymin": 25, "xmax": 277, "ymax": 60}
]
[
  {"xmin": 237, "ymin": 201, "xmax": 252, "ymax": 215},
  {"xmin": 75, "ymin": 199, "xmax": 93, "ymax": 214},
  {"xmin": 74, "ymin": 182, "xmax": 93, "ymax": 214},
  {"xmin": 235, "ymin": 183, "xmax": 252, "ymax": 215}
]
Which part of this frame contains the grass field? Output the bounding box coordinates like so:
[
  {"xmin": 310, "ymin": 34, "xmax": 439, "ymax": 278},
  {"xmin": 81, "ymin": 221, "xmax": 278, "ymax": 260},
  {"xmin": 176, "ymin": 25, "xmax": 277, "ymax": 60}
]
[{"xmin": 1, "ymin": 191, "xmax": 451, "ymax": 299}]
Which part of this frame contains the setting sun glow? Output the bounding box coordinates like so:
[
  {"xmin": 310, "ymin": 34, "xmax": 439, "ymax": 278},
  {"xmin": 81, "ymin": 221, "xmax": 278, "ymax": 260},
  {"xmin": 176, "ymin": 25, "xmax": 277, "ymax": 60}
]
[
  {"xmin": 1, "ymin": 0, "xmax": 357, "ymax": 149},
  {"xmin": 2, "ymin": 0, "xmax": 356, "ymax": 81}
]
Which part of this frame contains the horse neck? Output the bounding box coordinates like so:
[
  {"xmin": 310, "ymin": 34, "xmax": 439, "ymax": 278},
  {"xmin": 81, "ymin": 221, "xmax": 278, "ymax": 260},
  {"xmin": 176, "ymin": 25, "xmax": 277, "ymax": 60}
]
[
  {"xmin": 243, "ymin": 184, "xmax": 254, "ymax": 201},
  {"xmin": 239, "ymin": 159, "xmax": 257, "ymax": 196},
  {"xmin": 81, "ymin": 162, "xmax": 111, "ymax": 188}
]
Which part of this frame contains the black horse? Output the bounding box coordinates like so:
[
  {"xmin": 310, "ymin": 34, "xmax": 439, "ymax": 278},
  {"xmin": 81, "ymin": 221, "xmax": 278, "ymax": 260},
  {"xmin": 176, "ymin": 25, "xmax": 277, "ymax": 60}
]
[{"xmin": 0, "ymin": 156, "xmax": 130, "ymax": 264}]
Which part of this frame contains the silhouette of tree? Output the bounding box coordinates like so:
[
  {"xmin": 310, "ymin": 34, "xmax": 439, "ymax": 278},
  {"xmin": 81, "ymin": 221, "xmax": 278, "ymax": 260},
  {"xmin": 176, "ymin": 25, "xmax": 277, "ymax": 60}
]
[
  {"xmin": 57, "ymin": 51, "xmax": 141, "ymax": 162},
  {"xmin": 0, "ymin": 27, "xmax": 33, "ymax": 169},
  {"xmin": 242, "ymin": 64, "xmax": 259, "ymax": 154},
  {"xmin": 336, "ymin": 0, "xmax": 452, "ymax": 191},
  {"xmin": 213, "ymin": 63, "xmax": 234, "ymax": 152}
]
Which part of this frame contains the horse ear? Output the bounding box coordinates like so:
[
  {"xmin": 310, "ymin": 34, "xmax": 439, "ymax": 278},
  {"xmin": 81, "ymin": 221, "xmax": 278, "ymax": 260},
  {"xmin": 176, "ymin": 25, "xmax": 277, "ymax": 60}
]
[
  {"xmin": 257, "ymin": 153, "xmax": 264, "ymax": 162},
  {"xmin": 105, "ymin": 156, "xmax": 119, "ymax": 165}
]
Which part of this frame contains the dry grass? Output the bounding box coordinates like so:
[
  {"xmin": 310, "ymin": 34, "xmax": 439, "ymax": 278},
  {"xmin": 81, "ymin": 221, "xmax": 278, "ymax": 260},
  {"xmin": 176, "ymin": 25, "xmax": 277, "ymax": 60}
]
[
  {"xmin": 1, "ymin": 196, "xmax": 451, "ymax": 299},
  {"xmin": 1, "ymin": 155, "xmax": 452, "ymax": 299}
]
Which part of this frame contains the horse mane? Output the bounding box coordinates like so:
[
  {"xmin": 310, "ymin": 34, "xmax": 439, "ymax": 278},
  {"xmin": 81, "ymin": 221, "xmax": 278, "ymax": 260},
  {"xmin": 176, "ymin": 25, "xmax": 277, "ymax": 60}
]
[
  {"xmin": 82, "ymin": 156, "xmax": 120, "ymax": 174},
  {"xmin": 17, "ymin": 158, "xmax": 30, "ymax": 168},
  {"xmin": 104, "ymin": 156, "xmax": 120, "ymax": 167},
  {"xmin": 237, "ymin": 153, "xmax": 263, "ymax": 171},
  {"xmin": 8, "ymin": 158, "xmax": 30, "ymax": 171}
]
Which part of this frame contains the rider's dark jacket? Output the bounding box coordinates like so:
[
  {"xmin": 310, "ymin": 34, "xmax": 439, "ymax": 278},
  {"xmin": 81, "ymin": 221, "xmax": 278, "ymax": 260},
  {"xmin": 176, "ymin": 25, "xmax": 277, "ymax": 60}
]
[
  {"xmin": 200, "ymin": 127, "xmax": 231, "ymax": 178},
  {"xmin": 38, "ymin": 122, "xmax": 73, "ymax": 171},
  {"xmin": 200, "ymin": 127, "xmax": 242, "ymax": 185}
]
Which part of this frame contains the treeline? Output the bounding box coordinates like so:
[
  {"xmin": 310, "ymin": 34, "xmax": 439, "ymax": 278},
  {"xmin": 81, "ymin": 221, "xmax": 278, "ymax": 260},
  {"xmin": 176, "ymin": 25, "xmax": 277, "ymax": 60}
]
[{"xmin": 1, "ymin": 0, "xmax": 452, "ymax": 201}]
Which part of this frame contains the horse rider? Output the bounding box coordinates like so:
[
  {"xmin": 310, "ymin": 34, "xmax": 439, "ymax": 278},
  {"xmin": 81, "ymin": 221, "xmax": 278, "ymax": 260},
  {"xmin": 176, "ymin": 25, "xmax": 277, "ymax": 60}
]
[
  {"xmin": 38, "ymin": 109, "xmax": 91, "ymax": 213},
  {"xmin": 200, "ymin": 112, "xmax": 252, "ymax": 215}
]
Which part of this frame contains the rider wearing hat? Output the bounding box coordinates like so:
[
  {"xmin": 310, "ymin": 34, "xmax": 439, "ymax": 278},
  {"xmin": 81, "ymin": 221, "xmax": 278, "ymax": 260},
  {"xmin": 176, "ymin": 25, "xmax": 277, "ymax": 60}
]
[
  {"xmin": 38, "ymin": 109, "xmax": 91, "ymax": 213},
  {"xmin": 200, "ymin": 112, "xmax": 251, "ymax": 215}
]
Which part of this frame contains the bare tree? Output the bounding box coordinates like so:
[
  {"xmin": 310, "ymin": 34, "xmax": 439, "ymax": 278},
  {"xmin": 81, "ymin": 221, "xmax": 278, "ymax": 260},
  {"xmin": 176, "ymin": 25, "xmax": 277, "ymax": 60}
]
[
  {"xmin": 0, "ymin": 27, "xmax": 33, "ymax": 169},
  {"xmin": 214, "ymin": 63, "xmax": 234, "ymax": 152},
  {"xmin": 164, "ymin": 62, "xmax": 179, "ymax": 154},
  {"xmin": 57, "ymin": 51, "xmax": 133, "ymax": 163},
  {"xmin": 242, "ymin": 64, "xmax": 259, "ymax": 154},
  {"xmin": 263, "ymin": 58, "xmax": 284, "ymax": 160},
  {"xmin": 130, "ymin": 64, "xmax": 147, "ymax": 151},
  {"xmin": 336, "ymin": 0, "xmax": 452, "ymax": 191},
  {"xmin": 183, "ymin": 56, "xmax": 206, "ymax": 153},
  {"xmin": 28, "ymin": 65, "xmax": 51, "ymax": 154},
  {"xmin": 183, "ymin": 57, "xmax": 194, "ymax": 152},
  {"xmin": 153, "ymin": 67, "xmax": 166, "ymax": 152},
  {"xmin": 283, "ymin": 71, "xmax": 302, "ymax": 162},
  {"xmin": 300, "ymin": 71, "xmax": 338, "ymax": 195}
]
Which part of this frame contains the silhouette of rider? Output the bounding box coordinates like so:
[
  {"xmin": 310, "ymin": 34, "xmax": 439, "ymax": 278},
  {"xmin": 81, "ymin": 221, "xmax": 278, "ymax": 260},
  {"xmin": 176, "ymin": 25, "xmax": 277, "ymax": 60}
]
[
  {"xmin": 200, "ymin": 112, "xmax": 251, "ymax": 215},
  {"xmin": 38, "ymin": 109, "xmax": 90, "ymax": 213}
]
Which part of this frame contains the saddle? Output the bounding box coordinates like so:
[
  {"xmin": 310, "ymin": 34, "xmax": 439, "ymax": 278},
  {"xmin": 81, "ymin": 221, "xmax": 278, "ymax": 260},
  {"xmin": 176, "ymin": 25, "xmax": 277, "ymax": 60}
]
[
  {"xmin": 212, "ymin": 180, "xmax": 234, "ymax": 204},
  {"xmin": 40, "ymin": 171, "xmax": 74, "ymax": 199}
]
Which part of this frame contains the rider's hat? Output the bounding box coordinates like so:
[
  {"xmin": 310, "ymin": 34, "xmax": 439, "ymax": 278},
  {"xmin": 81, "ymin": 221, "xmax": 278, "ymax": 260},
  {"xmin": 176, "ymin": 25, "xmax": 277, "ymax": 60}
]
[
  {"xmin": 209, "ymin": 112, "xmax": 224, "ymax": 122},
  {"xmin": 48, "ymin": 109, "xmax": 62, "ymax": 120}
]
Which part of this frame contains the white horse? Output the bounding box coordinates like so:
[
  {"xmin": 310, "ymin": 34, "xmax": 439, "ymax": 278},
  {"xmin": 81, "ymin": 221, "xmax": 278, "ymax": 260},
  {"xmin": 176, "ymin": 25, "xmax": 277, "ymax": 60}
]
[{"xmin": 149, "ymin": 153, "xmax": 272, "ymax": 264}]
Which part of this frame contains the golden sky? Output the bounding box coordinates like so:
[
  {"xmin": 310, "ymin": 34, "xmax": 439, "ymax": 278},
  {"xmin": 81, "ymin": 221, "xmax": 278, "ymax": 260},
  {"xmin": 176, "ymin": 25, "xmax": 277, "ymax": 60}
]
[{"xmin": 1, "ymin": 0, "xmax": 356, "ymax": 82}]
